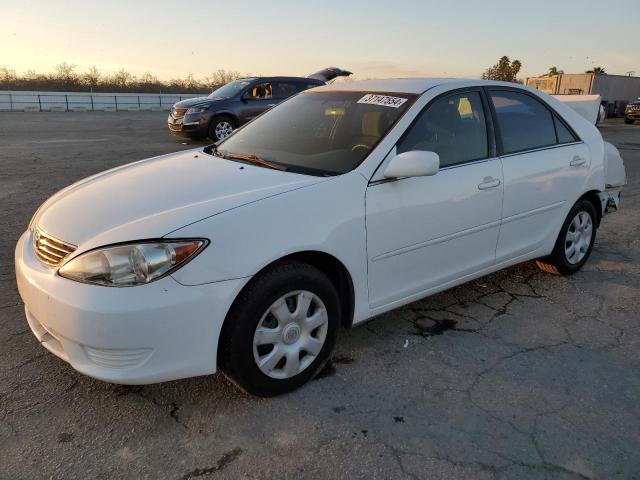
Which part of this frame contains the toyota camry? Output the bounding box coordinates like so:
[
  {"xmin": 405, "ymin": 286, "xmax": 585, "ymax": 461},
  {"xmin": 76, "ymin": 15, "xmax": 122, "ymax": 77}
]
[{"xmin": 16, "ymin": 79, "xmax": 626, "ymax": 396}]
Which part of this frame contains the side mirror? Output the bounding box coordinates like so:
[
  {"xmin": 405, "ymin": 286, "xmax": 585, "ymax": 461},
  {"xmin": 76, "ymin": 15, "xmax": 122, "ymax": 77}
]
[
  {"xmin": 241, "ymin": 91, "xmax": 252, "ymax": 101},
  {"xmin": 383, "ymin": 150, "xmax": 440, "ymax": 179}
]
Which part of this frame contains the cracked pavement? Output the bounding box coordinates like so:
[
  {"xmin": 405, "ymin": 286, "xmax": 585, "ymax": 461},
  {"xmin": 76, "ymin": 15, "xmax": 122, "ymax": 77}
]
[{"xmin": 1, "ymin": 113, "xmax": 639, "ymax": 479}]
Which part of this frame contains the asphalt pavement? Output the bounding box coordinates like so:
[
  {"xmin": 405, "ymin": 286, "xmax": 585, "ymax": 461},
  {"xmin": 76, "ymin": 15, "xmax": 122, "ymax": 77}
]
[{"xmin": 1, "ymin": 112, "xmax": 639, "ymax": 479}]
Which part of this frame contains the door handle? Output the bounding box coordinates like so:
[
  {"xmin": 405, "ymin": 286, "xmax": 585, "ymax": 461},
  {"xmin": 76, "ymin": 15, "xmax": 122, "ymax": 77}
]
[
  {"xmin": 267, "ymin": 103, "xmax": 276, "ymax": 108},
  {"xmin": 478, "ymin": 177, "xmax": 501, "ymax": 190},
  {"xmin": 570, "ymin": 156, "xmax": 586, "ymax": 167}
]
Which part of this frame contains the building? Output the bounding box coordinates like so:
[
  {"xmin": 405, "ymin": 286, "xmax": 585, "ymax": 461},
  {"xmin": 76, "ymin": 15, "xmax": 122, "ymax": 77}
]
[{"xmin": 525, "ymin": 73, "xmax": 640, "ymax": 117}]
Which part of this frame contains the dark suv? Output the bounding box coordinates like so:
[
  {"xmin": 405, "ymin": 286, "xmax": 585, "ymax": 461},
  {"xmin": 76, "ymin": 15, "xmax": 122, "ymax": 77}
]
[
  {"xmin": 624, "ymin": 99, "xmax": 640, "ymax": 124},
  {"xmin": 167, "ymin": 67, "xmax": 351, "ymax": 141}
]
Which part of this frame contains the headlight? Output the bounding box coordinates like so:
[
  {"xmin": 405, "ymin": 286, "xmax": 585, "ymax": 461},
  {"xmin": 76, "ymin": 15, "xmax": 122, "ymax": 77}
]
[
  {"xmin": 186, "ymin": 106, "xmax": 208, "ymax": 114},
  {"xmin": 58, "ymin": 240, "xmax": 207, "ymax": 287}
]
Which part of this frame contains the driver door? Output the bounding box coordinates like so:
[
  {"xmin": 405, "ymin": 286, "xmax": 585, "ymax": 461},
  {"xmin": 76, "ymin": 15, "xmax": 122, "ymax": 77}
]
[
  {"xmin": 365, "ymin": 89, "xmax": 503, "ymax": 309},
  {"xmin": 237, "ymin": 82, "xmax": 275, "ymax": 124}
]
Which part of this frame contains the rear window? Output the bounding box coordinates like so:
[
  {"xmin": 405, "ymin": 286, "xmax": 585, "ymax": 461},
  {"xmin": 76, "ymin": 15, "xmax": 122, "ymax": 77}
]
[{"xmin": 489, "ymin": 90, "xmax": 557, "ymax": 154}]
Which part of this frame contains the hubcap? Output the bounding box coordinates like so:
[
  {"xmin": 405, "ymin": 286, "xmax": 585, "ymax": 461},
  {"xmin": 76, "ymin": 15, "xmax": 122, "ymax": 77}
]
[
  {"xmin": 214, "ymin": 121, "xmax": 233, "ymax": 140},
  {"xmin": 253, "ymin": 290, "xmax": 329, "ymax": 379},
  {"xmin": 564, "ymin": 211, "xmax": 593, "ymax": 264}
]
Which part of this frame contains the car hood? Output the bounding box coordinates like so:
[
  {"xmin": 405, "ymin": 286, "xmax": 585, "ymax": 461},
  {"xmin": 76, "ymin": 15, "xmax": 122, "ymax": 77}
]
[
  {"xmin": 33, "ymin": 149, "xmax": 326, "ymax": 251},
  {"xmin": 173, "ymin": 97, "xmax": 219, "ymax": 109}
]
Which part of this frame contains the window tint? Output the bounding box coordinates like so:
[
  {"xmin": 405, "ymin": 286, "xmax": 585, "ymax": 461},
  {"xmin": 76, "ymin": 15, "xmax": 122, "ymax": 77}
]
[
  {"xmin": 554, "ymin": 115, "xmax": 577, "ymax": 143},
  {"xmin": 490, "ymin": 90, "xmax": 556, "ymax": 154},
  {"xmin": 248, "ymin": 82, "xmax": 272, "ymax": 100},
  {"xmin": 398, "ymin": 91, "xmax": 488, "ymax": 167},
  {"xmin": 273, "ymin": 82, "xmax": 303, "ymax": 98}
]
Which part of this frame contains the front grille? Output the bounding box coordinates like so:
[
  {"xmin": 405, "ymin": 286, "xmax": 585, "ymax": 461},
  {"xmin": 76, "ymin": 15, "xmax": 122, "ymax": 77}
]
[
  {"xmin": 33, "ymin": 228, "xmax": 77, "ymax": 267},
  {"xmin": 172, "ymin": 108, "xmax": 187, "ymax": 117}
]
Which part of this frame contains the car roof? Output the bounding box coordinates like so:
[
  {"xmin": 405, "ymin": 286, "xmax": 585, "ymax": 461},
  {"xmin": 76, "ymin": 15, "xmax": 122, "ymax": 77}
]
[{"xmin": 313, "ymin": 78, "xmax": 529, "ymax": 94}]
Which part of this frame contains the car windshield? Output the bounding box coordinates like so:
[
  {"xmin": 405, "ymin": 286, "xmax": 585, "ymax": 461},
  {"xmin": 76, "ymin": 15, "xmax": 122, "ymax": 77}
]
[
  {"xmin": 211, "ymin": 91, "xmax": 416, "ymax": 175},
  {"xmin": 208, "ymin": 80, "xmax": 252, "ymax": 99}
]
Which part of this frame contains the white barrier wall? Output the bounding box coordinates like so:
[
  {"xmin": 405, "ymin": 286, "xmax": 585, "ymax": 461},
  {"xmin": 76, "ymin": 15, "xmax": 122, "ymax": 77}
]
[{"xmin": 0, "ymin": 91, "xmax": 203, "ymax": 112}]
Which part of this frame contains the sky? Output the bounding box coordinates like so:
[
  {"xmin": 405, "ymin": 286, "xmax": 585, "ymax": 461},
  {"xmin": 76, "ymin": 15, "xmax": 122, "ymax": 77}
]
[{"xmin": 1, "ymin": 0, "xmax": 639, "ymax": 81}]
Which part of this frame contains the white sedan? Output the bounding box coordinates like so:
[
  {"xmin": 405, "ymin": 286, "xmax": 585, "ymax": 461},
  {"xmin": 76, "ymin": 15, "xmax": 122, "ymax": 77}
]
[{"xmin": 15, "ymin": 79, "xmax": 625, "ymax": 396}]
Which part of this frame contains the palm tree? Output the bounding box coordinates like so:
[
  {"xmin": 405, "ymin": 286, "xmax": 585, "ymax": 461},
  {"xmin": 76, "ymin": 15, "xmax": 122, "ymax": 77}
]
[
  {"xmin": 586, "ymin": 66, "xmax": 606, "ymax": 74},
  {"xmin": 547, "ymin": 66, "xmax": 564, "ymax": 76}
]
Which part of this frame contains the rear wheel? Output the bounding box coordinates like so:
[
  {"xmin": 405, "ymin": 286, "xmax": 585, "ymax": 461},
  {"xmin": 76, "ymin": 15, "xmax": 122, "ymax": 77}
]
[
  {"xmin": 208, "ymin": 115, "xmax": 235, "ymax": 141},
  {"xmin": 219, "ymin": 260, "xmax": 340, "ymax": 397},
  {"xmin": 624, "ymin": 118, "xmax": 635, "ymax": 125},
  {"xmin": 536, "ymin": 199, "xmax": 597, "ymax": 275}
]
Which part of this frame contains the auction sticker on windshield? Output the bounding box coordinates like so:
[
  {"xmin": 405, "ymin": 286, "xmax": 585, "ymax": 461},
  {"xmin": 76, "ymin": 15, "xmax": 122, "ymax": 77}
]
[{"xmin": 357, "ymin": 94, "xmax": 408, "ymax": 108}]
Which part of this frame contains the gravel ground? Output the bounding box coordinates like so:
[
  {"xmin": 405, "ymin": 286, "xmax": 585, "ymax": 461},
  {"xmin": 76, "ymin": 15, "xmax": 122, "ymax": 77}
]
[{"xmin": 1, "ymin": 113, "xmax": 639, "ymax": 480}]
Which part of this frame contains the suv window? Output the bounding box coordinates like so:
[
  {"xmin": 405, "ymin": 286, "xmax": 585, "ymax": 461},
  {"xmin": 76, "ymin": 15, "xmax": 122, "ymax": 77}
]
[
  {"xmin": 273, "ymin": 82, "xmax": 304, "ymax": 98},
  {"xmin": 248, "ymin": 82, "xmax": 272, "ymax": 100},
  {"xmin": 489, "ymin": 90, "xmax": 556, "ymax": 154},
  {"xmin": 398, "ymin": 91, "xmax": 488, "ymax": 167}
]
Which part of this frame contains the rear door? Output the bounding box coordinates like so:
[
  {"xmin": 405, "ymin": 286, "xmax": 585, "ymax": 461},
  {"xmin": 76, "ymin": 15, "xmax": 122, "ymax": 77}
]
[
  {"xmin": 366, "ymin": 89, "xmax": 503, "ymax": 308},
  {"xmin": 488, "ymin": 88, "xmax": 590, "ymax": 262}
]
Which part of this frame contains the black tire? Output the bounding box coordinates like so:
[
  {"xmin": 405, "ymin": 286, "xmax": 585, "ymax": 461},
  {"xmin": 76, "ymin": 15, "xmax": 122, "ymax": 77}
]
[
  {"xmin": 536, "ymin": 198, "xmax": 598, "ymax": 275},
  {"xmin": 624, "ymin": 118, "xmax": 635, "ymax": 125},
  {"xmin": 219, "ymin": 260, "xmax": 341, "ymax": 397},
  {"xmin": 208, "ymin": 115, "xmax": 235, "ymax": 141}
]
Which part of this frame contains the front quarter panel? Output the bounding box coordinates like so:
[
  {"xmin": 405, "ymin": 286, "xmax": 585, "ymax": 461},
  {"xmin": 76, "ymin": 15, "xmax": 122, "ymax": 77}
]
[{"xmin": 169, "ymin": 171, "xmax": 370, "ymax": 322}]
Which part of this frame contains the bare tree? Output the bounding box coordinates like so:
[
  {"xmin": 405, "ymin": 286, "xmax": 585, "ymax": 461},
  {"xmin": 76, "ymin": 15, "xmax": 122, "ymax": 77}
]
[
  {"xmin": 54, "ymin": 62, "xmax": 78, "ymax": 88},
  {"xmin": 111, "ymin": 68, "xmax": 136, "ymax": 89},
  {"xmin": 205, "ymin": 69, "xmax": 242, "ymax": 89},
  {"xmin": 83, "ymin": 66, "xmax": 101, "ymax": 90}
]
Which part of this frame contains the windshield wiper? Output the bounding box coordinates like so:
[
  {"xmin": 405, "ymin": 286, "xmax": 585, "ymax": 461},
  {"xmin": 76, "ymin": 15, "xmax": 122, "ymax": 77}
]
[{"xmin": 223, "ymin": 152, "xmax": 288, "ymax": 171}]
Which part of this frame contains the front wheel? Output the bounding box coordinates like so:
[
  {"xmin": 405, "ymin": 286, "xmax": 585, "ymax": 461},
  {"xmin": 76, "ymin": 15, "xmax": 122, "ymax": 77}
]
[
  {"xmin": 624, "ymin": 118, "xmax": 635, "ymax": 125},
  {"xmin": 219, "ymin": 260, "xmax": 340, "ymax": 396},
  {"xmin": 208, "ymin": 115, "xmax": 235, "ymax": 141},
  {"xmin": 536, "ymin": 199, "xmax": 597, "ymax": 275}
]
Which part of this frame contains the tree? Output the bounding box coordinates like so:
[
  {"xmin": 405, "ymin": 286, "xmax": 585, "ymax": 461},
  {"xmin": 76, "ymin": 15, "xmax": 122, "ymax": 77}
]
[
  {"xmin": 481, "ymin": 56, "xmax": 522, "ymax": 82},
  {"xmin": 183, "ymin": 72, "xmax": 202, "ymax": 91},
  {"xmin": 0, "ymin": 66, "xmax": 17, "ymax": 89},
  {"xmin": 139, "ymin": 71, "xmax": 159, "ymax": 85},
  {"xmin": 111, "ymin": 68, "xmax": 135, "ymax": 89},
  {"xmin": 83, "ymin": 66, "xmax": 101, "ymax": 90},
  {"xmin": 204, "ymin": 69, "xmax": 242, "ymax": 89},
  {"xmin": 54, "ymin": 62, "xmax": 78, "ymax": 87},
  {"xmin": 586, "ymin": 66, "xmax": 606, "ymax": 74},
  {"xmin": 547, "ymin": 66, "xmax": 564, "ymax": 76}
]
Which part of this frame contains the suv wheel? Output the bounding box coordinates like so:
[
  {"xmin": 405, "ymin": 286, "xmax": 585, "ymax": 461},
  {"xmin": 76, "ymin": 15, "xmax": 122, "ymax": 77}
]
[
  {"xmin": 219, "ymin": 260, "xmax": 340, "ymax": 397},
  {"xmin": 209, "ymin": 115, "xmax": 235, "ymax": 141}
]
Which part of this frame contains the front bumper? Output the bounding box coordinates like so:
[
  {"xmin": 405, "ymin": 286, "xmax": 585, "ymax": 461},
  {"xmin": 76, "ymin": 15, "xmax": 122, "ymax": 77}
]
[
  {"xmin": 15, "ymin": 230, "xmax": 246, "ymax": 384},
  {"xmin": 167, "ymin": 114, "xmax": 208, "ymax": 138}
]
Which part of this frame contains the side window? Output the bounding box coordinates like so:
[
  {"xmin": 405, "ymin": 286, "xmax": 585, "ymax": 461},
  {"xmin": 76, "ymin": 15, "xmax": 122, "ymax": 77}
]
[
  {"xmin": 248, "ymin": 82, "xmax": 272, "ymax": 100},
  {"xmin": 273, "ymin": 82, "xmax": 303, "ymax": 99},
  {"xmin": 489, "ymin": 90, "xmax": 556, "ymax": 154},
  {"xmin": 398, "ymin": 91, "xmax": 488, "ymax": 167},
  {"xmin": 554, "ymin": 115, "xmax": 577, "ymax": 144}
]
